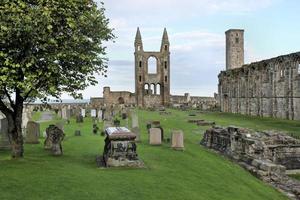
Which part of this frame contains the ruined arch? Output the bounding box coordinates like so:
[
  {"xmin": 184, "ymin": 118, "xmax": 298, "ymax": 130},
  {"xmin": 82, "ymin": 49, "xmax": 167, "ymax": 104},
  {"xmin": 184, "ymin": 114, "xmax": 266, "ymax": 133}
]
[
  {"xmin": 118, "ymin": 97, "xmax": 125, "ymax": 104},
  {"xmin": 151, "ymin": 83, "xmax": 156, "ymax": 95},
  {"xmin": 144, "ymin": 83, "xmax": 150, "ymax": 95},
  {"xmin": 156, "ymin": 83, "xmax": 161, "ymax": 95},
  {"xmin": 148, "ymin": 56, "xmax": 157, "ymax": 74}
]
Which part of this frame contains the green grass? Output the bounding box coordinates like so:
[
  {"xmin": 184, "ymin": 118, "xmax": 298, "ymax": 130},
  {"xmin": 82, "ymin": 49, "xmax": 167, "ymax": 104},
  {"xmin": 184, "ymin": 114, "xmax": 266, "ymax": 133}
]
[{"xmin": 0, "ymin": 109, "xmax": 297, "ymax": 200}]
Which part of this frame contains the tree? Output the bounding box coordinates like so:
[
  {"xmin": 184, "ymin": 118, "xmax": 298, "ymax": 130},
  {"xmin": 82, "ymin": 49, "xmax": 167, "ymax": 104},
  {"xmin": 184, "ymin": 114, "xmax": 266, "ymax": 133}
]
[{"xmin": 0, "ymin": 0, "xmax": 114, "ymax": 158}]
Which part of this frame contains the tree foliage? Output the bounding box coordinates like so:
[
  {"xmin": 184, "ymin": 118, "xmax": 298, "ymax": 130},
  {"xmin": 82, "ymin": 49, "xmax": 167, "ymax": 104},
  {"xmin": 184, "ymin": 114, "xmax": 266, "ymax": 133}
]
[
  {"xmin": 0, "ymin": 0, "xmax": 114, "ymax": 105},
  {"xmin": 0, "ymin": 0, "xmax": 114, "ymax": 157}
]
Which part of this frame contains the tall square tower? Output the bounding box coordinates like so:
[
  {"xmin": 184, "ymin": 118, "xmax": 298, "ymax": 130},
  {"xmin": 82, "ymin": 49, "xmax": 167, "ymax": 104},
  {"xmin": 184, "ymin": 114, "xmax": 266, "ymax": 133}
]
[{"xmin": 225, "ymin": 29, "xmax": 244, "ymax": 70}]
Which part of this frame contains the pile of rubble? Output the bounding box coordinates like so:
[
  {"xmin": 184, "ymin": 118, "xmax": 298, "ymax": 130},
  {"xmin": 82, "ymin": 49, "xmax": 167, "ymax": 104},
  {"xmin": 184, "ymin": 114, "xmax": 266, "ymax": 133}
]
[{"xmin": 201, "ymin": 126, "xmax": 300, "ymax": 199}]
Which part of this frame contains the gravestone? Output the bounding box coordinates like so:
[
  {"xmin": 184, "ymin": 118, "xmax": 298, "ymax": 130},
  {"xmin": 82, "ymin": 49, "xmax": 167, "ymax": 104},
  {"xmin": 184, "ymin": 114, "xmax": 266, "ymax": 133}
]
[
  {"xmin": 25, "ymin": 121, "xmax": 40, "ymax": 144},
  {"xmin": 149, "ymin": 128, "xmax": 162, "ymax": 145},
  {"xmin": 91, "ymin": 109, "xmax": 97, "ymax": 118},
  {"xmin": 81, "ymin": 109, "xmax": 86, "ymax": 117},
  {"xmin": 98, "ymin": 110, "xmax": 103, "ymax": 121},
  {"xmin": 76, "ymin": 114, "xmax": 84, "ymax": 123},
  {"xmin": 0, "ymin": 116, "xmax": 10, "ymax": 150},
  {"xmin": 132, "ymin": 127, "xmax": 141, "ymax": 142},
  {"xmin": 62, "ymin": 107, "xmax": 71, "ymax": 120},
  {"xmin": 132, "ymin": 113, "xmax": 139, "ymax": 128},
  {"xmin": 74, "ymin": 130, "xmax": 81, "ymax": 136},
  {"xmin": 171, "ymin": 130, "xmax": 184, "ymax": 150},
  {"xmin": 44, "ymin": 125, "xmax": 65, "ymax": 155},
  {"xmin": 93, "ymin": 124, "xmax": 99, "ymax": 134}
]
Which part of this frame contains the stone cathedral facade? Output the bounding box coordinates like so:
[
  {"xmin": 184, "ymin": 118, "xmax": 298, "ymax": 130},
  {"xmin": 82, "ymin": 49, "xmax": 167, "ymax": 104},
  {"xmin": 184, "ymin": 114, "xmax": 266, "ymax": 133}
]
[
  {"xmin": 218, "ymin": 29, "xmax": 300, "ymax": 120},
  {"xmin": 97, "ymin": 28, "xmax": 217, "ymax": 109}
]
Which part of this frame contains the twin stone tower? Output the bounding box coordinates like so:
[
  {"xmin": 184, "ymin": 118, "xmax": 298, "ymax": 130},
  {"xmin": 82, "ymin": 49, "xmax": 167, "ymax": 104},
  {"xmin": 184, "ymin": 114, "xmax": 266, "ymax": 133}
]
[{"xmin": 134, "ymin": 28, "xmax": 170, "ymax": 107}]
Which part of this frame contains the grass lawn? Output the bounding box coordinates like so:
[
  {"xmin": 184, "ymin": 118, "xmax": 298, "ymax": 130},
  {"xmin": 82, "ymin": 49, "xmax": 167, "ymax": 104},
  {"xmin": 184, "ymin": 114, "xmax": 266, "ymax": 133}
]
[{"xmin": 1, "ymin": 109, "xmax": 298, "ymax": 200}]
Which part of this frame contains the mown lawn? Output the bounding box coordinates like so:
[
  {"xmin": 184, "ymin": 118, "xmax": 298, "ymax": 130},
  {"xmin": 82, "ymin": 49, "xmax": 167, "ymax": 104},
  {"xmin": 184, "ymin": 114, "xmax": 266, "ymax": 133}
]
[{"xmin": 0, "ymin": 109, "xmax": 297, "ymax": 200}]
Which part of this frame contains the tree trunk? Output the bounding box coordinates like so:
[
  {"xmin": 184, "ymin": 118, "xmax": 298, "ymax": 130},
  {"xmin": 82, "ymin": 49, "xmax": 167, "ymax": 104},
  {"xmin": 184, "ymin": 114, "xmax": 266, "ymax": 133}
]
[{"xmin": 7, "ymin": 113, "xmax": 24, "ymax": 158}]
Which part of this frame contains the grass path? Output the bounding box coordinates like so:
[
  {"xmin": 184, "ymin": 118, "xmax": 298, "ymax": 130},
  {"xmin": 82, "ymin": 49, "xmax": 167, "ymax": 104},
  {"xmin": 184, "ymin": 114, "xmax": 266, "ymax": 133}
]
[{"xmin": 0, "ymin": 109, "xmax": 296, "ymax": 200}]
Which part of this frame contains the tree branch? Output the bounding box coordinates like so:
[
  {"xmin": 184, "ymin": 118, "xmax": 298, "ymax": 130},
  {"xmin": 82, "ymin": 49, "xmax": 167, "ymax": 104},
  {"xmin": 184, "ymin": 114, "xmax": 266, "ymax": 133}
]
[
  {"xmin": 3, "ymin": 86, "xmax": 15, "ymax": 110},
  {"xmin": 0, "ymin": 98, "xmax": 14, "ymax": 116}
]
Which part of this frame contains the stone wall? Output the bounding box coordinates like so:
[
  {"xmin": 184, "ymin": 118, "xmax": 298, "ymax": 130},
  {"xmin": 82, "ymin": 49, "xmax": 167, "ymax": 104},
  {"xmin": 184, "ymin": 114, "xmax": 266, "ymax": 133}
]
[
  {"xmin": 170, "ymin": 94, "xmax": 218, "ymax": 110},
  {"xmin": 218, "ymin": 52, "xmax": 300, "ymax": 120},
  {"xmin": 103, "ymin": 87, "xmax": 136, "ymax": 106}
]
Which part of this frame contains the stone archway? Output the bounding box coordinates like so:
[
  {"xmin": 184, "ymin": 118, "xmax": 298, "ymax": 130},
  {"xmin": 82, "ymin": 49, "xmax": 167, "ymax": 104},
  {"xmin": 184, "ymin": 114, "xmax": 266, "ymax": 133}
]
[{"xmin": 118, "ymin": 97, "xmax": 125, "ymax": 105}]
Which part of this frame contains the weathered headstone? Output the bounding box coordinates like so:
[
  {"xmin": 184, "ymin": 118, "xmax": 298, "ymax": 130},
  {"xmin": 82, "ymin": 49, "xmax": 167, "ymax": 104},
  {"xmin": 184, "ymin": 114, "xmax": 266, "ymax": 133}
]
[
  {"xmin": 93, "ymin": 124, "xmax": 99, "ymax": 134},
  {"xmin": 91, "ymin": 109, "xmax": 97, "ymax": 118},
  {"xmin": 62, "ymin": 107, "xmax": 71, "ymax": 120},
  {"xmin": 0, "ymin": 116, "xmax": 10, "ymax": 150},
  {"xmin": 76, "ymin": 114, "xmax": 84, "ymax": 123},
  {"xmin": 171, "ymin": 130, "xmax": 184, "ymax": 150},
  {"xmin": 81, "ymin": 109, "xmax": 86, "ymax": 117},
  {"xmin": 44, "ymin": 125, "xmax": 65, "ymax": 155},
  {"xmin": 25, "ymin": 121, "xmax": 40, "ymax": 144},
  {"xmin": 149, "ymin": 128, "xmax": 162, "ymax": 145},
  {"xmin": 132, "ymin": 113, "xmax": 139, "ymax": 128},
  {"xmin": 98, "ymin": 110, "xmax": 103, "ymax": 121},
  {"xmin": 132, "ymin": 127, "xmax": 141, "ymax": 142},
  {"xmin": 74, "ymin": 130, "xmax": 81, "ymax": 136}
]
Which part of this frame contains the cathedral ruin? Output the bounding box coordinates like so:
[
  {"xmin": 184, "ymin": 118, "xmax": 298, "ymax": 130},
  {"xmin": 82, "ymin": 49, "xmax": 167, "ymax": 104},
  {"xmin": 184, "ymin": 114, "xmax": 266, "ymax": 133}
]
[
  {"xmin": 218, "ymin": 29, "xmax": 300, "ymax": 120},
  {"xmin": 98, "ymin": 28, "xmax": 217, "ymax": 109}
]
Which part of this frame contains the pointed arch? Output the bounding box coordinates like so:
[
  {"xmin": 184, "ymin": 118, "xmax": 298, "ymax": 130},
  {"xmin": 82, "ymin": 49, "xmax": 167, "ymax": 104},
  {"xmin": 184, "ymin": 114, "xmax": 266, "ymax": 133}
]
[
  {"xmin": 156, "ymin": 83, "xmax": 161, "ymax": 95},
  {"xmin": 148, "ymin": 56, "xmax": 157, "ymax": 74},
  {"xmin": 144, "ymin": 83, "xmax": 150, "ymax": 95}
]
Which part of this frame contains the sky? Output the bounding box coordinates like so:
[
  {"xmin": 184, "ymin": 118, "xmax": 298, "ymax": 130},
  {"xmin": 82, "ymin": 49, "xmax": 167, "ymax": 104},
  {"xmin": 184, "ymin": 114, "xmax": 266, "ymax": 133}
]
[{"xmin": 63, "ymin": 0, "xmax": 300, "ymax": 99}]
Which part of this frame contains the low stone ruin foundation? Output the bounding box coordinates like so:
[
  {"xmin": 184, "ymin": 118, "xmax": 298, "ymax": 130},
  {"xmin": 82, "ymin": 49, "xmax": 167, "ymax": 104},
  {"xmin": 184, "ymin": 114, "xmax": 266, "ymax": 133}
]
[{"xmin": 201, "ymin": 126, "xmax": 300, "ymax": 199}]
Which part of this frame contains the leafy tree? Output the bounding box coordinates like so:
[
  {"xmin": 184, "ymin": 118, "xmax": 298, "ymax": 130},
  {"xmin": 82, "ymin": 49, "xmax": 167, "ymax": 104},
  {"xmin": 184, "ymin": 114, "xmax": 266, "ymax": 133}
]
[{"xmin": 0, "ymin": 0, "xmax": 114, "ymax": 158}]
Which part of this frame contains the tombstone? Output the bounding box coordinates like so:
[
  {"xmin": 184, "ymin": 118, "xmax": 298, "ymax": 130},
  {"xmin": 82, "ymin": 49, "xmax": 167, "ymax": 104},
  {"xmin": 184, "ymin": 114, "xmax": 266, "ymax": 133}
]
[
  {"xmin": 98, "ymin": 110, "xmax": 103, "ymax": 121},
  {"xmin": 171, "ymin": 130, "xmax": 184, "ymax": 150},
  {"xmin": 76, "ymin": 114, "xmax": 84, "ymax": 123},
  {"xmin": 132, "ymin": 127, "xmax": 141, "ymax": 142},
  {"xmin": 74, "ymin": 130, "xmax": 81, "ymax": 136},
  {"xmin": 57, "ymin": 110, "xmax": 62, "ymax": 118},
  {"xmin": 132, "ymin": 113, "xmax": 139, "ymax": 128},
  {"xmin": 103, "ymin": 109, "xmax": 112, "ymax": 121},
  {"xmin": 0, "ymin": 116, "xmax": 10, "ymax": 150},
  {"xmin": 44, "ymin": 125, "xmax": 65, "ymax": 155},
  {"xmin": 25, "ymin": 121, "xmax": 40, "ymax": 144},
  {"xmin": 62, "ymin": 107, "xmax": 71, "ymax": 120},
  {"xmin": 91, "ymin": 109, "xmax": 97, "ymax": 118},
  {"xmin": 149, "ymin": 128, "xmax": 162, "ymax": 145},
  {"xmin": 81, "ymin": 109, "xmax": 86, "ymax": 117}
]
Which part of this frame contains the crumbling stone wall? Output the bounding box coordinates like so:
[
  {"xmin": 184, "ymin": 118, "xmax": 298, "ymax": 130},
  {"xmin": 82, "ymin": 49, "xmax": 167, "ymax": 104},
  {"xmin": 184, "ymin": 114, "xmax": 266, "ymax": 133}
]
[
  {"xmin": 202, "ymin": 126, "xmax": 300, "ymax": 199},
  {"xmin": 170, "ymin": 94, "xmax": 218, "ymax": 110},
  {"xmin": 218, "ymin": 52, "xmax": 300, "ymax": 120},
  {"xmin": 103, "ymin": 87, "xmax": 136, "ymax": 106}
]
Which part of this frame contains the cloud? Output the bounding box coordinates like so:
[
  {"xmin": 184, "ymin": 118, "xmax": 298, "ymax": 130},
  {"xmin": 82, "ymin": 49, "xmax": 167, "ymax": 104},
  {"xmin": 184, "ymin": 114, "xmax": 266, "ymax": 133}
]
[{"xmin": 63, "ymin": 0, "xmax": 281, "ymax": 99}]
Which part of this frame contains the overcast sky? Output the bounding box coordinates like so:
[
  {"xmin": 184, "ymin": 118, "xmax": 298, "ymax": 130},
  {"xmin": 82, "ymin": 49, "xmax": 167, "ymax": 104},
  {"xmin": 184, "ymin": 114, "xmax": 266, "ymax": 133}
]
[{"xmin": 63, "ymin": 0, "xmax": 300, "ymax": 99}]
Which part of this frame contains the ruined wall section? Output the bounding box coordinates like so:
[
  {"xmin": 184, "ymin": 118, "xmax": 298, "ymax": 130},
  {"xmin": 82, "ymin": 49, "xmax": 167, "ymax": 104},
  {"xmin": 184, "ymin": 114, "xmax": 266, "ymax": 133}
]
[
  {"xmin": 103, "ymin": 87, "xmax": 136, "ymax": 106},
  {"xmin": 219, "ymin": 52, "xmax": 300, "ymax": 120}
]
